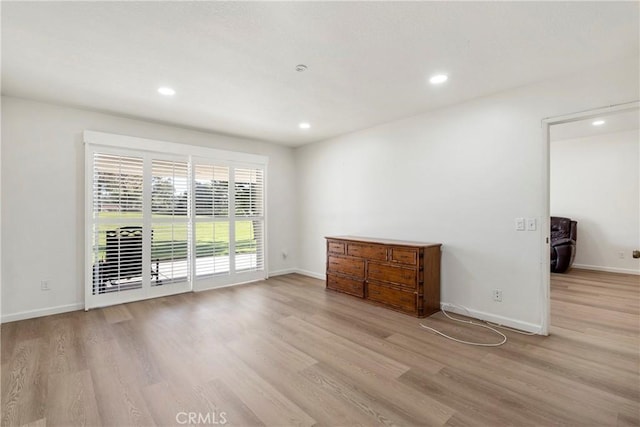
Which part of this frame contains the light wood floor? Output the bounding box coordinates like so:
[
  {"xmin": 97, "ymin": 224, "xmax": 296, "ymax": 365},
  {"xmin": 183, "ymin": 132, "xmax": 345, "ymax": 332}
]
[{"xmin": 1, "ymin": 269, "xmax": 638, "ymax": 426}]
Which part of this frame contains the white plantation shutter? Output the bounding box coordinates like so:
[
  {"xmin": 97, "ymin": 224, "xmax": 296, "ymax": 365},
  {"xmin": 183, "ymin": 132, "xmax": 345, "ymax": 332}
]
[
  {"xmin": 234, "ymin": 167, "xmax": 265, "ymax": 272},
  {"xmin": 93, "ymin": 153, "xmax": 143, "ymax": 216},
  {"xmin": 194, "ymin": 165, "xmax": 230, "ymax": 277},
  {"xmin": 151, "ymin": 159, "xmax": 190, "ymax": 285},
  {"xmin": 91, "ymin": 153, "xmax": 145, "ymax": 294},
  {"xmin": 86, "ymin": 132, "xmax": 267, "ymax": 309},
  {"xmin": 194, "ymin": 165, "xmax": 229, "ymax": 218}
]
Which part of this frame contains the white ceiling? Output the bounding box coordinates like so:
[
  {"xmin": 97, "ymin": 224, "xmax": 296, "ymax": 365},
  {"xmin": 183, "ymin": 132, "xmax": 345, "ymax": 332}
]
[
  {"xmin": 2, "ymin": 2, "xmax": 638, "ymax": 146},
  {"xmin": 551, "ymin": 109, "xmax": 640, "ymax": 142}
]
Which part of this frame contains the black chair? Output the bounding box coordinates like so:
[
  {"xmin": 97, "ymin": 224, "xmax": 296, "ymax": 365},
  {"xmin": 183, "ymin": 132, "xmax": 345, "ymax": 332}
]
[
  {"xmin": 93, "ymin": 226, "xmax": 160, "ymax": 293},
  {"xmin": 550, "ymin": 217, "xmax": 577, "ymax": 273}
]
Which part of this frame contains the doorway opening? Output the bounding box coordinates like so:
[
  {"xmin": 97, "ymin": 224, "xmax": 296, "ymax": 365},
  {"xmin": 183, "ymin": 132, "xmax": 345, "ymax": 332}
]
[{"xmin": 541, "ymin": 101, "xmax": 639, "ymax": 335}]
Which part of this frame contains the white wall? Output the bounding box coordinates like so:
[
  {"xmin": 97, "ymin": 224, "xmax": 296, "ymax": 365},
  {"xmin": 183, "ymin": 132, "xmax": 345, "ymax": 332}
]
[
  {"xmin": 551, "ymin": 129, "xmax": 640, "ymax": 274},
  {"xmin": 0, "ymin": 94, "xmax": 3, "ymax": 323},
  {"xmin": 295, "ymin": 57, "xmax": 639, "ymax": 332},
  {"xmin": 1, "ymin": 96, "xmax": 298, "ymax": 321}
]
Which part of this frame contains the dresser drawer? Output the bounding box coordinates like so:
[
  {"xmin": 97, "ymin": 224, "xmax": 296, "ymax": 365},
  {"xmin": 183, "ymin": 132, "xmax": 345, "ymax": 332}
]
[
  {"xmin": 367, "ymin": 281, "xmax": 416, "ymax": 312},
  {"xmin": 368, "ymin": 262, "xmax": 417, "ymax": 288},
  {"xmin": 391, "ymin": 248, "xmax": 418, "ymax": 265},
  {"xmin": 327, "ymin": 255, "xmax": 365, "ymax": 278},
  {"xmin": 327, "ymin": 274, "xmax": 364, "ymax": 297},
  {"xmin": 347, "ymin": 243, "xmax": 387, "ymax": 261},
  {"xmin": 327, "ymin": 241, "xmax": 345, "ymax": 255},
  {"xmin": 326, "ymin": 237, "xmax": 441, "ymax": 318}
]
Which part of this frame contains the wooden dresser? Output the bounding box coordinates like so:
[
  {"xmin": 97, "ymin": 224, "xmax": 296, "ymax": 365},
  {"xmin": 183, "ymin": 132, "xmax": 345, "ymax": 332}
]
[{"xmin": 325, "ymin": 236, "xmax": 441, "ymax": 317}]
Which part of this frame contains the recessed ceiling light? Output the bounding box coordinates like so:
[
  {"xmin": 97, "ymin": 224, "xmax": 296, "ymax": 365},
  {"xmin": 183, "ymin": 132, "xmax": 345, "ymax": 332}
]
[
  {"xmin": 158, "ymin": 87, "xmax": 176, "ymax": 96},
  {"xmin": 299, "ymin": 122, "xmax": 311, "ymax": 129},
  {"xmin": 592, "ymin": 120, "xmax": 605, "ymax": 126},
  {"xmin": 429, "ymin": 74, "xmax": 448, "ymax": 85}
]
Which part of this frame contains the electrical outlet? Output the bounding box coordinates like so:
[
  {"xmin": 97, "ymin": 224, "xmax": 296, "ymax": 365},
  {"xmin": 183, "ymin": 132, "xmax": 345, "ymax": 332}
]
[
  {"xmin": 493, "ymin": 289, "xmax": 502, "ymax": 302},
  {"xmin": 41, "ymin": 280, "xmax": 51, "ymax": 291},
  {"xmin": 618, "ymin": 251, "xmax": 625, "ymax": 260},
  {"xmin": 515, "ymin": 218, "xmax": 525, "ymax": 231}
]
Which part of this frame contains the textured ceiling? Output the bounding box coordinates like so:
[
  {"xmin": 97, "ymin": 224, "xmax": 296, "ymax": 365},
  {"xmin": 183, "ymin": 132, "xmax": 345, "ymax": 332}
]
[{"xmin": 2, "ymin": 1, "xmax": 638, "ymax": 146}]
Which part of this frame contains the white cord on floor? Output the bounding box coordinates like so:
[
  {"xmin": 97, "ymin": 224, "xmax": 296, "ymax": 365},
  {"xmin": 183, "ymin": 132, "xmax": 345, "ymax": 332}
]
[
  {"xmin": 420, "ymin": 304, "xmax": 539, "ymax": 346},
  {"xmin": 420, "ymin": 304, "xmax": 507, "ymax": 347}
]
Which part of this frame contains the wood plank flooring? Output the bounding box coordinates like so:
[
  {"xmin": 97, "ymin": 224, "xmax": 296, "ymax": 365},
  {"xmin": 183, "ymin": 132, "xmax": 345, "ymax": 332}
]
[{"xmin": 1, "ymin": 269, "xmax": 638, "ymax": 426}]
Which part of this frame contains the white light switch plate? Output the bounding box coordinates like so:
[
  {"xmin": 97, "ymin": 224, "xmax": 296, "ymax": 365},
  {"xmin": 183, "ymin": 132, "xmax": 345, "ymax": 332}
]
[
  {"xmin": 515, "ymin": 218, "xmax": 525, "ymax": 231},
  {"xmin": 526, "ymin": 218, "xmax": 537, "ymax": 231}
]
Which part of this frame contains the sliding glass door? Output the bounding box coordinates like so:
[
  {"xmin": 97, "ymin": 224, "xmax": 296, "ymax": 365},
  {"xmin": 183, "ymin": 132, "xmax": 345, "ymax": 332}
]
[
  {"xmin": 86, "ymin": 145, "xmax": 266, "ymax": 309},
  {"xmin": 90, "ymin": 151, "xmax": 146, "ymax": 302},
  {"xmin": 193, "ymin": 164, "xmax": 231, "ymax": 279},
  {"xmin": 192, "ymin": 159, "xmax": 266, "ymax": 290},
  {"xmin": 150, "ymin": 156, "xmax": 192, "ymax": 289}
]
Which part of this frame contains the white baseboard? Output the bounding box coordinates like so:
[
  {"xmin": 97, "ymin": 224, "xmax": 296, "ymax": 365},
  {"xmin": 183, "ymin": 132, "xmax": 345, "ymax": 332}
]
[
  {"xmin": 440, "ymin": 302, "xmax": 543, "ymax": 335},
  {"xmin": 1, "ymin": 302, "xmax": 84, "ymax": 324},
  {"xmin": 294, "ymin": 269, "xmax": 325, "ymax": 280},
  {"xmin": 195, "ymin": 277, "xmax": 265, "ymax": 293},
  {"xmin": 268, "ymin": 268, "xmax": 298, "ymax": 277},
  {"xmin": 572, "ymin": 264, "xmax": 640, "ymax": 275}
]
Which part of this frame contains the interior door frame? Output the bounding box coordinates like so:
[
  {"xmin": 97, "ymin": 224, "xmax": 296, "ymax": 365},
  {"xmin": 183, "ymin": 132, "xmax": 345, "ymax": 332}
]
[{"xmin": 539, "ymin": 100, "xmax": 640, "ymax": 335}]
